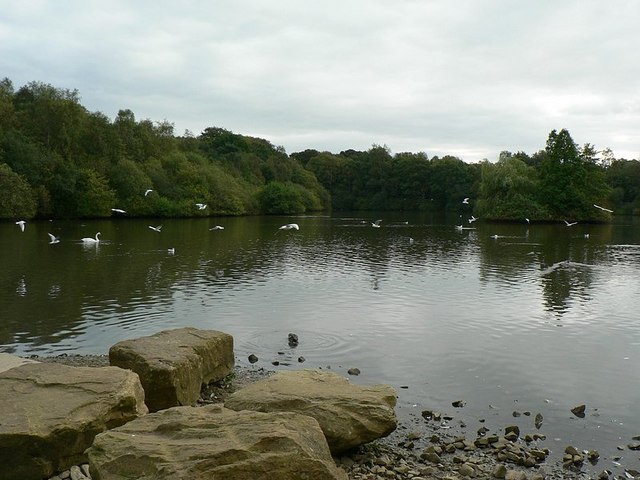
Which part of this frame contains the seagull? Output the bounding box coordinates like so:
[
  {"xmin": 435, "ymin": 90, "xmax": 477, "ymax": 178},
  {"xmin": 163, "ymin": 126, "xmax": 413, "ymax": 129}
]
[
  {"xmin": 584, "ymin": 233, "xmax": 590, "ymax": 239},
  {"xmin": 167, "ymin": 247, "xmax": 175, "ymax": 254},
  {"xmin": 462, "ymin": 197, "xmax": 470, "ymax": 204},
  {"xmin": 48, "ymin": 233, "xmax": 60, "ymax": 244},
  {"xmin": 15, "ymin": 220, "xmax": 26, "ymax": 232},
  {"xmin": 111, "ymin": 208, "xmax": 126, "ymax": 214},
  {"xmin": 593, "ymin": 204, "xmax": 613, "ymax": 213},
  {"xmin": 81, "ymin": 232, "xmax": 101, "ymax": 243},
  {"xmin": 148, "ymin": 225, "xmax": 162, "ymax": 232},
  {"xmin": 525, "ymin": 218, "xmax": 530, "ymax": 224},
  {"xmin": 490, "ymin": 234, "xmax": 502, "ymax": 239},
  {"xmin": 144, "ymin": 189, "xmax": 153, "ymax": 196},
  {"xmin": 209, "ymin": 225, "xmax": 225, "ymax": 231},
  {"xmin": 371, "ymin": 219, "xmax": 382, "ymax": 228},
  {"xmin": 455, "ymin": 225, "xmax": 463, "ymax": 231},
  {"xmin": 468, "ymin": 215, "xmax": 477, "ymax": 224},
  {"xmin": 564, "ymin": 220, "xmax": 578, "ymax": 227},
  {"xmin": 279, "ymin": 223, "xmax": 299, "ymax": 231},
  {"xmin": 196, "ymin": 203, "xmax": 207, "ymax": 210}
]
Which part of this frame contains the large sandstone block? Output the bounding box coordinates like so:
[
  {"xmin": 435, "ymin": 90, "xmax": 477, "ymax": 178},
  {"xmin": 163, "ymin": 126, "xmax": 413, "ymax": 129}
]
[
  {"xmin": 0, "ymin": 359, "xmax": 147, "ymax": 480},
  {"xmin": 109, "ymin": 327, "xmax": 234, "ymax": 412},
  {"xmin": 225, "ymin": 369, "xmax": 397, "ymax": 454},
  {"xmin": 87, "ymin": 404, "xmax": 348, "ymax": 480}
]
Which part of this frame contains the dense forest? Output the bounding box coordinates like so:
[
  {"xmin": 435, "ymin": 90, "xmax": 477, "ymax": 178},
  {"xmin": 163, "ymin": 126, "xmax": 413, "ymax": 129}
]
[{"xmin": 1, "ymin": 79, "xmax": 638, "ymax": 222}]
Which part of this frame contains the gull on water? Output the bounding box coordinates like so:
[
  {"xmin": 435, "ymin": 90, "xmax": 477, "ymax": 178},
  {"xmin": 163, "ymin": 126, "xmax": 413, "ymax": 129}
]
[
  {"xmin": 15, "ymin": 220, "xmax": 26, "ymax": 232},
  {"xmin": 148, "ymin": 225, "xmax": 162, "ymax": 232},
  {"xmin": 81, "ymin": 232, "xmax": 101, "ymax": 243},
  {"xmin": 48, "ymin": 233, "xmax": 60, "ymax": 244}
]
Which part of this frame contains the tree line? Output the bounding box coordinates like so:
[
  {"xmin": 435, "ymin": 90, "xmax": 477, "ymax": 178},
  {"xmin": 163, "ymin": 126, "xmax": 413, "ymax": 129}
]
[{"xmin": 1, "ymin": 78, "xmax": 638, "ymax": 221}]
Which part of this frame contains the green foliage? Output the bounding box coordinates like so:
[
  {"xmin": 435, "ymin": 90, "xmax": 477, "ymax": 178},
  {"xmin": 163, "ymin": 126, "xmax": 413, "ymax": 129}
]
[
  {"xmin": 259, "ymin": 181, "xmax": 306, "ymax": 214},
  {"xmin": 1, "ymin": 78, "xmax": 636, "ymax": 222},
  {"xmin": 0, "ymin": 163, "xmax": 37, "ymax": 218},
  {"xmin": 476, "ymin": 155, "xmax": 546, "ymax": 220}
]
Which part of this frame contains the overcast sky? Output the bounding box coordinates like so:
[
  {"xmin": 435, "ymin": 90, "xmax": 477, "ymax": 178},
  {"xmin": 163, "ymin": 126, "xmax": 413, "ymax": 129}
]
[{"xmin": 2, "ymin": 1, "xmax": 639, "ymax": 161}]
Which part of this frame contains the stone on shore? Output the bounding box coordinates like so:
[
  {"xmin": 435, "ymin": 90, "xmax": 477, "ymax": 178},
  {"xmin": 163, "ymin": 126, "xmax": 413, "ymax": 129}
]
[
  {"xmin": 0, "ymin": 359, "xmax": 147, "ymax": 480},
  {"xmin": 87, "ymin": 404, "xmax": 348, "ymax": 480},
  {"xmin": 225, "ymin": 369, "xmax": 397, "ymax": 454},
  {"xmin": 109, "ymin": 327, "xmax": 234, "ymax": 412}
]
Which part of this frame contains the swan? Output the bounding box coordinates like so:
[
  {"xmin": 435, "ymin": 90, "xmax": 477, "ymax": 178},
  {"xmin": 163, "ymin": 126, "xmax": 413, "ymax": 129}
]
[{"xmin": 82, "ymin": 232, "xmax": 101, "ymax": 243}]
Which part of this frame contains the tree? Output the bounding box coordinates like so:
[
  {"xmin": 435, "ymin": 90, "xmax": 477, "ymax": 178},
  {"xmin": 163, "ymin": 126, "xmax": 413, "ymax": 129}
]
[
  {"xmin": 0, "ymin": 163, "xmax": 37, "ymax": 218},
  {"xmin": 538, "ymin": 129, "xmax": 610, "ymax": 220},
  {"xmin": 476, "ymin": 155, "xmax": 545, "ymax": 220}
]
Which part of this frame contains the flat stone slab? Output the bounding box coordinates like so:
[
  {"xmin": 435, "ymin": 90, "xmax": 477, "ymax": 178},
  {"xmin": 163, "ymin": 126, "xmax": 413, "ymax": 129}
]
[
  {"xmin": 225, "ymin": 369, "xmax": 397, "ymax": 454},
  {"xmin": 87, "ymin": 404, "xmax": 348, "ymax": 480},
  {"xmin": 109, "ymin": 327, "xmax": 234, "ymax": 412},
  {"xmin": 0, "ymin": 359, "xmax": 147, "ymax": 480},
  {"xmin": 0, "ymin": 352, "xmax": 38, "ymax": 373}
]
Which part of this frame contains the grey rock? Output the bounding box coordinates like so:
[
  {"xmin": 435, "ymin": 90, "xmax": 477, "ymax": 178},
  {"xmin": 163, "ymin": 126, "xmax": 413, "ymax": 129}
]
[{"xmin": 109, "ymin": 327, "xmax": 234, "ymax": 412}]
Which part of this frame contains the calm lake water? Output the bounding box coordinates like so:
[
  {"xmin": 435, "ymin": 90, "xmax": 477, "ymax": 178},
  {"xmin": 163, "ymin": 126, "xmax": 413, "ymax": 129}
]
[{"xmin": 1, "ymin": 212, "xmax": 639, "ymax": 472}]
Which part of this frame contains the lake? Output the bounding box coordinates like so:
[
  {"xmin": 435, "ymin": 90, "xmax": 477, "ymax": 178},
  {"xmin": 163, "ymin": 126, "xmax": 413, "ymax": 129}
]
[{"xmin": 1, "ymin": 212, "xmax": 639, "ymax": 473}]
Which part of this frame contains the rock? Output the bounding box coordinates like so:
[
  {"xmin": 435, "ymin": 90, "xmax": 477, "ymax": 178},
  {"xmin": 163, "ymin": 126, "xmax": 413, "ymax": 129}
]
[
  {"xmin": 0, "ymin": 360, "xmax": 146, "ymax": 480},
  {"xmin": 87, "ymin": 404, "xmax": 347, "ymax": 480},
  {"xmin": 452, "ymin": 400, "xmax": 466, "ymax": 408},
  {"xmin": 571, "ymin": 404, "xmax": 586, "ymax": 417},
  {"xmin": 504, "ymin": 425, "xmax": 520, "ymax": 438},
  {"xmin": 109, "ymin": 327, "xmax": 234, "ymax": 412},
  {"xmin": 492, "ymin": 464, "xmax": 507, "ymax": 478},
  {"xmin": 298, "ymin": 356, "xmax": 306, "ymax": 363},
  {"xmin": 225, "ymin": 369, "xmax": 397, "ymax": 454},
  {"xmin": 347, "ymin": 367, "xmax": 361, "ymax": 376},
  {"xmin": 534, "ymin": 412, "xmax": 543, "ymax": 429},
  {"xmin": 288, "ymin": 332, "xmax": 299, "ymax": 347},
  {"xmin": 248, "ymin": 353, "xmax": 259, "ymax": 363},
  {"xmin": 505, "ymin": 471, "xmax": 527, "ymax": 480},
  {"xmin": 458, "ymin": 463, "xmax": 476, "ymax": 476}
]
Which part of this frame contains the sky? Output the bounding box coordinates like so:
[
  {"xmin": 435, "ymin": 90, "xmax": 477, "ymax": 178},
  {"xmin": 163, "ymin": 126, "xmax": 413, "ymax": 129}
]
[{"xmin": 1, "ymin": 1, "xmax": 639, "ymax": 162}]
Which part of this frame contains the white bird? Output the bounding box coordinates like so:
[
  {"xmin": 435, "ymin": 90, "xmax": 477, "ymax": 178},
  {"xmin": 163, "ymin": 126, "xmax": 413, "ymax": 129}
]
[
  {"xmin": 81, "ymin": 232, "xmax": 101, "ymax": 243},
  {"xmin": 209, "ymin": 225, "xmax": 225, "ymax": 231},
  {"xmin": 455, "ymin": 225, "xmax": 463, "ymax": 231},
  {"xmin": 167, "ymin": 247, "xmax": 175, "ymax": 254},
  {"xmin": 584, "ymin": 233, "xmax": 590, "ymax": 239},
  {"xmin": 564, "ymin": 220, "xmax": 578, "ymax": 227},
  {"xmin": 144, "ymin": 189, "xmax": 153, "ymax": 196},
  {"xmin": 491, "ymin": 234, "xmax": 501, "ymax": 239},
  {"xmin": 593, "ymin": 204, "xmax": 613, "ymax": 213},
  {"xmin": 48, "ymin": 233, "xmax": 60, "ymax": 244},
  {"xmin": 111, "ymin": 208, "xmax": 126, "ymax": 214},
  {"xmin": 371, "ymin": 219, "xmax": 382, "ymax": 228},
  {"xmin": 525, "ymin": 218, "xmax": 530, "ymax": 224},
  {"xmin": 279, "ymin": 223, "xmax": 299, "ymax": 231},
  {"xmin": 462, "ymin": 197, "xmax": 470, "ymax": 204},
  {"xmin": 196, "ymin": 203, "xmax": 207, "ymax": 210},
  {"xmin": 148, "ymin": 225, "xmax": 162, "ymax": 232},
  {"xmin": 468, "ymin": 215, "xmax": 477, "ymax": 224},
  {"xmin": 15, "ymin": 220, "xmax": 26, "ymax": 232}
]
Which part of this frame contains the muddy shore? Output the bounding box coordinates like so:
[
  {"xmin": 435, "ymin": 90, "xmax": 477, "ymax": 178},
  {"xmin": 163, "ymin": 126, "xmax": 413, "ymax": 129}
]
[{"xmin": 34, "ymin": 354, "xmax": 614, "ymax": 480}]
